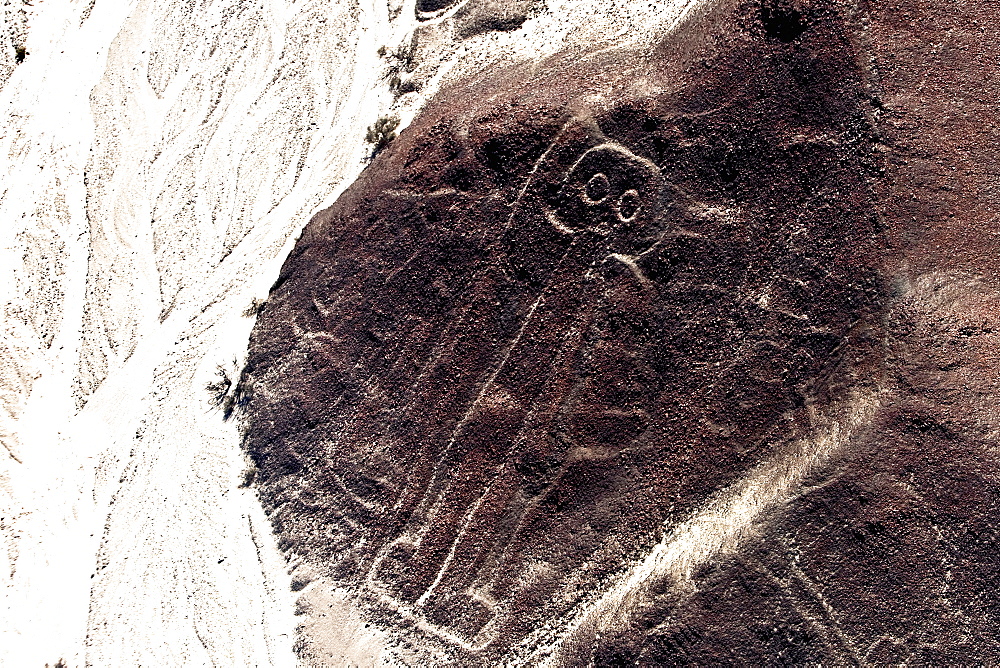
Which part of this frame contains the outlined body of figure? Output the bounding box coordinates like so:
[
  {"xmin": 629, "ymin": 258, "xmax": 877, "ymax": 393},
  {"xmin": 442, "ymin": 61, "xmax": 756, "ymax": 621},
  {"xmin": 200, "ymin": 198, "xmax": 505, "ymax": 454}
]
[{"xmin": 365, "ymin": 118, "xmax": 674, "ymax": 643}]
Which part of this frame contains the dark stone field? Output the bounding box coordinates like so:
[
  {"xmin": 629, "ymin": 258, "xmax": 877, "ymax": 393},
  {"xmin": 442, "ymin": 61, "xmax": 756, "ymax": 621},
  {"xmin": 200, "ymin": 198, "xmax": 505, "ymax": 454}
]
[{"xmin": 243, "ymin": 0, "xmax": 1000, "ymax": 662}]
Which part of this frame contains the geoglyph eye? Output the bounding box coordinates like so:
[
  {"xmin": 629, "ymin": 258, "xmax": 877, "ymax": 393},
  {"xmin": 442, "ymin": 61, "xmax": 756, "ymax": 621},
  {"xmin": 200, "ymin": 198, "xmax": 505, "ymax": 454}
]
[
  {"xmin": 617, "ymin": 189, "xmax": 641, "ymax": 221},
  {"xmin": 584, "ymin": 173, "xmax": 611, "ymax": 203}
]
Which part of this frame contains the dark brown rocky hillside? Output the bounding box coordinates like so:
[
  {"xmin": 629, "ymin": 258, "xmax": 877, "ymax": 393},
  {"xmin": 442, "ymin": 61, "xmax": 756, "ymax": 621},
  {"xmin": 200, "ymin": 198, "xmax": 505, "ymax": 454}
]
[{"xmin": 242, "ymin": 0, "xmax": 1000, "ymax": 662}]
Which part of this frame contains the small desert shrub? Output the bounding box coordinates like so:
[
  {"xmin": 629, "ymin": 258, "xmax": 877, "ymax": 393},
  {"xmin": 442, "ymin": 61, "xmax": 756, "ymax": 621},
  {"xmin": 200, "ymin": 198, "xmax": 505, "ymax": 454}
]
[
  {"xmin": 14, "ymin": 45, "xmax": 26, "ymax": 64},
  {"xmin": 384, "ymin": 40, "xmax": 417, "ymax": 73},
  {"xmin": 292, "ymin": 636, "xmax": 310, "ymax": 659},
  {"xmin": 395, "ymin": 44, "xmax": 417, "ymax": 72},
  {"xmin": 388, "ymin": 74, "xmax": 420, "ymax": 97},
  {"xmin": 381, "ymin": 40, "xmax": 418, "ymax": 98},
  {"xmin": 365, "ymin": 115, "xmax": 400, "ymax": 155},
  {"xmin": 238, "ymin": 465, "xmax": 257, "ymax": 488},
  {"xmin": 206, "ymin": 359, "xmax": 253, "ymax": 420},
  {"xmin": 242, "ymin": 297, "xmax": 266, "ymax": 318}
]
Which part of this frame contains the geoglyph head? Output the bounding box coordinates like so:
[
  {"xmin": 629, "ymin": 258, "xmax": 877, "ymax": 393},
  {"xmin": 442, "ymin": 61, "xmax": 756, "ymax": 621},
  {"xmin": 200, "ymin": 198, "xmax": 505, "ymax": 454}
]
[{"xmin": 550, "ymin": 143, "xmax": 663, "ymax": 239}]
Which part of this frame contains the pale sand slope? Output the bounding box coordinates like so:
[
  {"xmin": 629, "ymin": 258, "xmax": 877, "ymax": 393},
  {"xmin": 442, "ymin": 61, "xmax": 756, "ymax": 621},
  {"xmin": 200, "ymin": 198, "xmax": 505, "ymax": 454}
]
[{"xmin": 0, "ymin": 0, "xmax": 704, "ymax": 664}]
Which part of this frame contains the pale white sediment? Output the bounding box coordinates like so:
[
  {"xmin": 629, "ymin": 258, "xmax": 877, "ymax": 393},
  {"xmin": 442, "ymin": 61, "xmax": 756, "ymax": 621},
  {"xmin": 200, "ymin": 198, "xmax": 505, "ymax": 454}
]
[{"xmin": 2, "ymin": 0, "xmax": 410, "ymax": 663}]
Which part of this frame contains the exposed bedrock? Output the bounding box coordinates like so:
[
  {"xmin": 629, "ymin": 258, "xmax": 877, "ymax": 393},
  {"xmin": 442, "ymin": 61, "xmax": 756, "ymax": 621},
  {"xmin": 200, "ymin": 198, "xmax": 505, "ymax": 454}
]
[{"xmin": 244, "ymin": 0, "xmax": 1000, "ymax": 662}]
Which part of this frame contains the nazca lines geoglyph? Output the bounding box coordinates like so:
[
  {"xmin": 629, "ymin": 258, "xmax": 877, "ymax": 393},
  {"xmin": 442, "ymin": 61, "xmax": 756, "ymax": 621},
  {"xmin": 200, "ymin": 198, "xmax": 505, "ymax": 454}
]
[
  {"xmin": 355, "ymin": 119, "xmax": 881, "ymax": 660},
  {"xmin": 357, "ymin": 124, "xmax": 668, "ymax": 647}
]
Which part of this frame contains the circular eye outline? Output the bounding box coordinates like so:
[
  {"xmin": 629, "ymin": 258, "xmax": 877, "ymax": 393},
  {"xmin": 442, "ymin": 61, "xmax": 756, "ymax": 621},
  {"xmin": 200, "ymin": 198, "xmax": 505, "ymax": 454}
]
[
  {"xmin": 616, "ymin": 189, "xmax": 642, "ymax": 221},
  {"xmin": 582, "ymin": 172, "xmax": 611, "ymax": 204}
]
